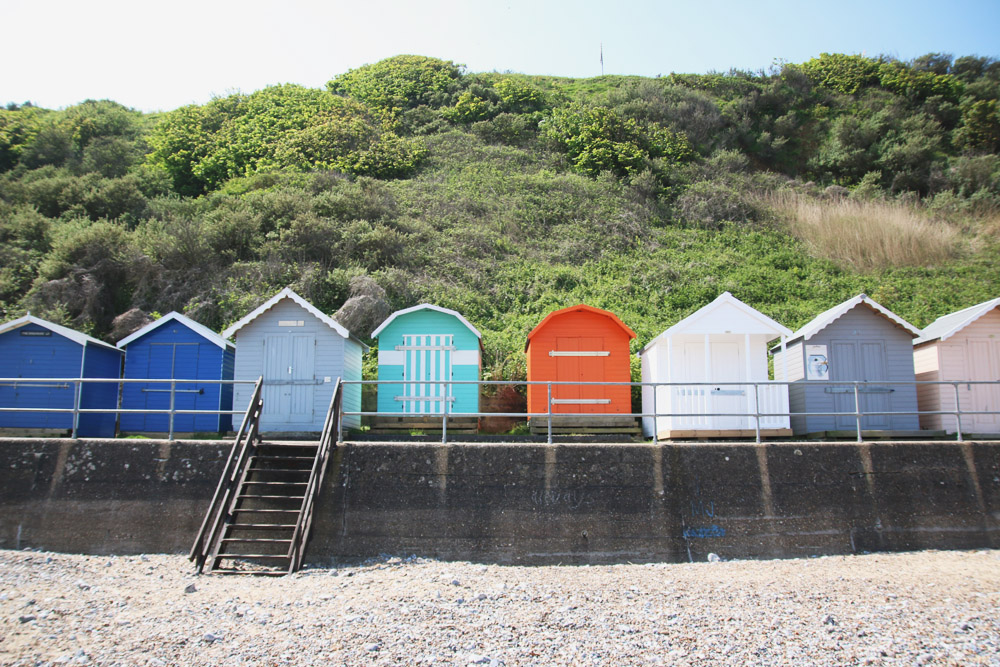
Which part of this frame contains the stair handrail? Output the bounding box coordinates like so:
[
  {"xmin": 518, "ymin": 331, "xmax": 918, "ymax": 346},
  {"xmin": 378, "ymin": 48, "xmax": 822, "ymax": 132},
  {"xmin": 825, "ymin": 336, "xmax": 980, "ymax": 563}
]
[
  {"xmin": 288, "ymin": 377, "xmax": 342, "ymax": 572},
  {"xmin": 190, "ymin": 375, "xmax": 264, "ymax": 572}
]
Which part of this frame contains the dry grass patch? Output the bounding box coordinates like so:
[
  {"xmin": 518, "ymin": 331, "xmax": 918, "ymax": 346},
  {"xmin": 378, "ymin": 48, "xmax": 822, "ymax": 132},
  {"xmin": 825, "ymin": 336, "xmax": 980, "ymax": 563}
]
[{"xmin": 765, "ymin": 193, "xmax": 959, "ymax": 271}]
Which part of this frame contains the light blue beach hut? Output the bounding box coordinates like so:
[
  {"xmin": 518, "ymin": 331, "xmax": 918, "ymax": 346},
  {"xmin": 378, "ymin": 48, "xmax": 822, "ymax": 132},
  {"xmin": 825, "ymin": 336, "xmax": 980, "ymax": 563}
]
[
  {"xmin": 117, "ymin": 312, "xmax": 235, "ymax": 434},
  {"xmin": 370, "ymin": 304, "xmax": 482, "ymax": 415},
  {"xmin": 223, "ymin": 288, "xmax": 368, "ymax": 433}
]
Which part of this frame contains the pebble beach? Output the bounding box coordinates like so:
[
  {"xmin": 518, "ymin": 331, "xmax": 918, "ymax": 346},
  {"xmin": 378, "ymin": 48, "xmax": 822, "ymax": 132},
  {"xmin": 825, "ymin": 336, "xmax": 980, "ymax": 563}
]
[{"xmin": 1, "ymin": 548, "xmax": 998, "ymax": 666}]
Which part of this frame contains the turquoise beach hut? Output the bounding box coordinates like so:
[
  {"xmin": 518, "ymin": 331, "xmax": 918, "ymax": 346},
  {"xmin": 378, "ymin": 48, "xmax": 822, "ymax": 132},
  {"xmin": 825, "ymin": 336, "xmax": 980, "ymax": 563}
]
[{"xmin": 371, "ymin": 304, "xmax": 482, "ymax": 415}]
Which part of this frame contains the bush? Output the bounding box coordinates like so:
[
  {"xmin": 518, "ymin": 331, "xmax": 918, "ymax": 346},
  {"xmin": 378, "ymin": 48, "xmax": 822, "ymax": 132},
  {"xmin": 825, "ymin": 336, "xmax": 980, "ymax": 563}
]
[{"xmin": 327, "ymin": 55, "xmax": 463, "ymax": 115}]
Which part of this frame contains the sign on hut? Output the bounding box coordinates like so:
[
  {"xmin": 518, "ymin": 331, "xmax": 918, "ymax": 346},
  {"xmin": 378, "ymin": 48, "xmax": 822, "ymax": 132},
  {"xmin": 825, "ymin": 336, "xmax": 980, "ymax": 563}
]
[{"xmin": 117, "ymin": 312, "xmax": 235, "ymax": 435}]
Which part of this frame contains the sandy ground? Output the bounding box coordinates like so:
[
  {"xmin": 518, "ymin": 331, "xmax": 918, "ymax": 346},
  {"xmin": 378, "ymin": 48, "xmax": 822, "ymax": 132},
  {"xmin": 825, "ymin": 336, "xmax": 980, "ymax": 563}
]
[{"xmin": 1, "ymin": 548, "xmax": 998, "ymax": 666}]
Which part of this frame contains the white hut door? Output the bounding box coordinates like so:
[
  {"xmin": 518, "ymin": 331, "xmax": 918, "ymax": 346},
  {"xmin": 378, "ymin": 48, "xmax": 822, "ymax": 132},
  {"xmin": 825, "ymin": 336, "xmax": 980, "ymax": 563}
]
[
  {"xmin": 263, "ymin": 335, "xmax": 292, "ymax": 422},
  {"xmin": 709, "ymin": 342, "xmax": 744, "ymax": 430},
  {"xmin": 968, "ymin": 339, "xmax": 1000, "ymax": 430},
  {"xmin": 288, "ymin": 334, "xmax": 315, "ymax": 422},
  {"xmin": 403, "ymin": 334, "xmax": 452, "ymax": 414},
  {"xmin": 263, "ymin": 334, "xmax": 315, "ymax": 423}
]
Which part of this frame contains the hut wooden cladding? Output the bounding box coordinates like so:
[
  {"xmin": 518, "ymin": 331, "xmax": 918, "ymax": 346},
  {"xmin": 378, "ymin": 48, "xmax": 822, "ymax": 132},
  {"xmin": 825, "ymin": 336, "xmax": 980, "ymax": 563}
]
[
  {"xmin": 525, "ymin": 305, "xmax": 637, "ymax": 416},
  {"xmin": 371, "ymin": 304, "xmax": 482, "ymax": 415},
  {"xmin": 914, "ymin": 298, "xmax": 1000, "ymax": 434}
]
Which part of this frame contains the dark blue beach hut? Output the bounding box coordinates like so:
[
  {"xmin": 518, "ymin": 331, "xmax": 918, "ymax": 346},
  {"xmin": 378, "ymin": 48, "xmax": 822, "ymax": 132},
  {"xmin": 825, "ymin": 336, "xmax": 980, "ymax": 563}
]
[
  {"xmin": 117, "ymin": 312, "xmax": 235, "ymax": 434},
  {"xmin": 0, "ymin": 315, "xmax": 122, "ymax": 437}
]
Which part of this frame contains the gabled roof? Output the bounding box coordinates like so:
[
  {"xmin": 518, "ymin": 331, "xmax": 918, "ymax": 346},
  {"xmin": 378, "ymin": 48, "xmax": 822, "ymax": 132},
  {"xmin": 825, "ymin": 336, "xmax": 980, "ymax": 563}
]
[
  {"xmin": 914, "ymin": 297, "xmax": 1000, "ymax": 345},
  {"xmin": 0, "ymin": 315, "xmax": 119, "ymax": 351},
  {"xmin": 640, "ymin": 292, "xmax": 792, "ymax": 354},
  {"xmin": 525, "ymin": 304, "xmax": 636, "ymax": 351},
  {"xmin": 370, "ymin": 303, "xmax": 482, "ymax": 339},
  {"xmin": 785, "ymin": 294, "xmax": 920, "ymax": 346},
  {"xmin": 117, "ymin": 311, "xmax": 234, "ymax": 350},
  {"xmin": 222, "ymin": 288, "xmax": 369, "ymax": 350}
]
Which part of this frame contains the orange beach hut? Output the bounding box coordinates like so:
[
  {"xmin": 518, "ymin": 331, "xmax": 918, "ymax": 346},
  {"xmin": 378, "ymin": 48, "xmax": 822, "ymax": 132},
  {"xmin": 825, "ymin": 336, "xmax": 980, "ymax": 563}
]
[{"xmin": 526, "ymin": 304, "xmax": 637, "ymax": 416}]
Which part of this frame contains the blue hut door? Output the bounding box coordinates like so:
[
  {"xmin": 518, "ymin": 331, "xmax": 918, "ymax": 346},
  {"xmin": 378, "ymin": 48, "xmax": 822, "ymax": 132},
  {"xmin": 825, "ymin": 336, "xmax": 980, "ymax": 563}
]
[
  {"xmin": 263, "ymin": 333, "xmax": 315, "ymax": 423},
  {"xmin": 143, "ymin": 342, "xmax": 200, "ymax": 432},
  {"xmin": 401, "ymin": 334, "xmax": 453, "ymax": 414}
]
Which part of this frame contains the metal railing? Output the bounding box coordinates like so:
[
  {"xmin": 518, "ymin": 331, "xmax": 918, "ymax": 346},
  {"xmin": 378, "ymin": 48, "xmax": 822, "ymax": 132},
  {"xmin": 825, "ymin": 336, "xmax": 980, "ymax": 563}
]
[
  {"xmin": 341, "ymin": 379, "xmax": 1000, "ymax": 444},
  {"xmin": 190, "ymin": 376, "xmax": 264, "ymax": 573},
  {"xmin": 2, "ymin": 377, "xmax": 998, "ymax": 445},
  {"xmin": 0, "ymin": 377, "xmax": 258, "ymax": 440},
  {"xmin": 288, "ymin": 377, "xmax": 342, "ymax": 573}
]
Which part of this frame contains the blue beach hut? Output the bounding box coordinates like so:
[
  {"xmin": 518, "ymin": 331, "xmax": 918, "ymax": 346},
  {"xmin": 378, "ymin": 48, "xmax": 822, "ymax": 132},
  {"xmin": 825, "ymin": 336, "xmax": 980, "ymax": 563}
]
[
  {"xmin": 370, "ymin": 304, "xmax": 482, "ymax": 415},
  {"xmin": 0, "ymin": 315, "xmax": 122, "ymax": 437},
  {"xmin": 117, "ymin": 312, "xmax": 235, "ymax": 434}
]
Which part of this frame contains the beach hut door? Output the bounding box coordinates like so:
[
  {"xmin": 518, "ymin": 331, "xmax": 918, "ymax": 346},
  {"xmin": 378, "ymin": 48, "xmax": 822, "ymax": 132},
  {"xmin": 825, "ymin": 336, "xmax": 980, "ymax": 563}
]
[
  {"xmin": 401, "ymin": 334, "xmax": 453, "ymax": 414},
  {"xmin": 968, "ymin": 339, "xmax": 1000, "ymax": 430},
  {"xmin": 263, "ymin": 334, "xmax": 316, "ymax": 423},
  {"xmin": 831, "ymin": 341, "xmax": 889, "ymax": 429}
]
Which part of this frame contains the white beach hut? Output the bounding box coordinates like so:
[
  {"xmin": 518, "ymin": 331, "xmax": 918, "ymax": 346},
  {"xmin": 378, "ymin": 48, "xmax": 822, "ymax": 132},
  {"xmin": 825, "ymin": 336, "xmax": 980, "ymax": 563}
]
[{"xmin": 639, "ymin": 292, "xmax": 793, "ymax": 439}]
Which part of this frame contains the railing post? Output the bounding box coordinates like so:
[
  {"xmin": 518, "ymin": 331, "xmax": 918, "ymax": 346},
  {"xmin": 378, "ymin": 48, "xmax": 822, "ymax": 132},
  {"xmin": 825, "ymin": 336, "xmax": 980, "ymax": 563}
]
[
  {"xmin": 168, "ymin": 379, "xmax": 176, "ymax": 441},
  {"xmin": 953, "ymin": 382, "xmax": 964, "ymax": 443},
  {"xmin": 753, "ymin": 382, "xmax": 761, "ymax": 444},
  {"xmin": 547, "ymin": 382, "xmax": 553, "ymax": 445},
  {"xmin": 442, "ymin": 388, "xmax": 448, "ymax": 445},
  {"xmin": 71, "ymin": 379, "xmax": 81, "ymax": 439},
  {"xmin": 336, "ymin": 394, "xmax": 343, "ymax": 444},
  {"xmin": 652, "ymin": 382, "xmax": 658, "ymax": 445},
  {"xmin": 853, "ymin": 382, "xmax": 862, "ymax": 443}
]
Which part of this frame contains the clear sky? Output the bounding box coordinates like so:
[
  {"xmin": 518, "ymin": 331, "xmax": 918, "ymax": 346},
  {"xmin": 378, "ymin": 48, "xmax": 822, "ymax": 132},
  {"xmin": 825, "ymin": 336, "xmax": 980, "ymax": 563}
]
[{"xmin": 4, "ymin": 0, "xmax": 999, "ymax": 113}]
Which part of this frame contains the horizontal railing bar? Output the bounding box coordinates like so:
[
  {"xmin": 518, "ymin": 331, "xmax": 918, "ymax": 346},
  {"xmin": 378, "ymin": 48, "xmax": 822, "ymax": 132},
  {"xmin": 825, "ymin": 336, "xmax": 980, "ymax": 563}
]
[
  {"xmin": 343, "ymin": 379, "xmax": 1000, "ymax": 387},
  {"xmin": 0, "ymin": 407, "xmax": 247, "ymax": 414},
  {"xmin": 0, "ymin": 378, "xmax": 257, "ymax": 384}
]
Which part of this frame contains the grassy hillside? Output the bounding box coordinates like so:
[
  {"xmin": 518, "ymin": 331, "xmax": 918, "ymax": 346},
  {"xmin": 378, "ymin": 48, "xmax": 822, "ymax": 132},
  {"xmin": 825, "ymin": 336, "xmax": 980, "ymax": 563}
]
[{"xmin": 1, "ymin": 53, "xmax": 999, "ymax": 380}]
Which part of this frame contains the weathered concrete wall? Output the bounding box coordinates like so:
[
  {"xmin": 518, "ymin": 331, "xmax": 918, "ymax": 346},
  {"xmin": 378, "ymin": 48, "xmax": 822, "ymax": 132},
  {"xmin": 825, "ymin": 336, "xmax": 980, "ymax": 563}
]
[
  {"xmin": 1, "ymin": 439, "xmax": 998, "ymax": 563},
  {"xmin": 0, "ymin": 439, "xmax": 228, "ymax": 554}
]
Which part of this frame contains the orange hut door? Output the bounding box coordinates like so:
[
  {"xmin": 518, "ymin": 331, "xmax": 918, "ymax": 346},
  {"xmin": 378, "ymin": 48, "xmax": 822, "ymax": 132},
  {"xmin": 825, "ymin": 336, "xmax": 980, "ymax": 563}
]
[{"xmin": 553, "ymin": 336, "xmax": 607, "ymax": 414}]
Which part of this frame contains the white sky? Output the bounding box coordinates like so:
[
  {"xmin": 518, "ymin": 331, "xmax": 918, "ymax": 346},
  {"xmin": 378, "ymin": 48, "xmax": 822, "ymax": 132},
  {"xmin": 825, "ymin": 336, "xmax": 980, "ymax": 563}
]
[{"xmin": 4, "ymin": 0, "xmax": 999, "ymax": 112}]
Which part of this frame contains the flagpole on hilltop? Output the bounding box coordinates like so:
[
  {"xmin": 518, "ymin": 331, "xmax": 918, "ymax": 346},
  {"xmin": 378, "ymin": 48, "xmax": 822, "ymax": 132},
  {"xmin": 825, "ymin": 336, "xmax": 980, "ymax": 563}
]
[{"xmin": 600, "ymin": 43, "xmax": 604, "ymax": 76}]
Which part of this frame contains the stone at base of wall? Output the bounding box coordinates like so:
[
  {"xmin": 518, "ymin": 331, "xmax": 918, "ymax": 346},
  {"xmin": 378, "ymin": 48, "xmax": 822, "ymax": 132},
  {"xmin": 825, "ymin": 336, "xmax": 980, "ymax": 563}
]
[{"xmin": 0, "ymin": 438, "xmax": 997, "ymax": 563}]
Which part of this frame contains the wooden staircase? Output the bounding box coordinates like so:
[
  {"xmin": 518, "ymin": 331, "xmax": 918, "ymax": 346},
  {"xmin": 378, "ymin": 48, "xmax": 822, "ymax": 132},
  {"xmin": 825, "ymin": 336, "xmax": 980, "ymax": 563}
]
[{"xmin": 190, "ymin": 377, "xmax": 342, "ymax": 575}]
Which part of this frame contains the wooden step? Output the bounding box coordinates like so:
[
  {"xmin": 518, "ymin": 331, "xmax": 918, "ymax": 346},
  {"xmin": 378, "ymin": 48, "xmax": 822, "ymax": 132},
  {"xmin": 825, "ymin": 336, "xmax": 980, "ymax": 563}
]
[
  {"xmin": 214, "ymin": 553, "xmax": 290, "ymax": 560},
  {"xmin": 221, "ymin": 538, "xmax": 293, "ymax": 545},
  {"xmin": 241, "ymin": 481, "xmax": 308, "ymax": 487}
]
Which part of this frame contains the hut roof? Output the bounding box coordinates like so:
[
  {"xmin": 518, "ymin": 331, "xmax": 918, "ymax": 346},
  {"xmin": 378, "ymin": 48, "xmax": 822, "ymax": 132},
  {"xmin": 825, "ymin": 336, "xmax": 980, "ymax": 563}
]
[
  {"xmin": 784, "ymin": 294, "xmax": 920, "ymax": 346},
  {"xmin": 640, "ymin": 292, "xmax": 791, "ymax": 354},
  {"xmin": 370, "ymin": 303, "xmax": 482, "ymax": 339},
  {"xmin": 525, "ymin": 304, "xmax": 636, "ymax": 351},
  {"xmin": 0, "ymin": 315, "xmax": 118, "ymax": 351},
  {"xmin": 221, "ymin": 287, "xmax": 369, "ymax": 350},
  {"xmin": 117, "ymin": 311, "xmax": 234, "ymax": 350},
  {"xmin": 914, "ymin": 297, "xmax": 1000, "ymax": 345}
]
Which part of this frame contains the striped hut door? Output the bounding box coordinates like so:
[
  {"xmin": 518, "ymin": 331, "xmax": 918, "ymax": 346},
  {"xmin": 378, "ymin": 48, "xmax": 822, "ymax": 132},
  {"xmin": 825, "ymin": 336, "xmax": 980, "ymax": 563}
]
[{"xmin": 402, "ymin": 334, "xmax": 453, "ymax": 414}]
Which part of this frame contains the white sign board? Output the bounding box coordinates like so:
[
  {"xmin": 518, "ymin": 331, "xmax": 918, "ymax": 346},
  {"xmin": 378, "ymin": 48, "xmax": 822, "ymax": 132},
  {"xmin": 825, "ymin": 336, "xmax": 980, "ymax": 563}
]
[{"xmin": 806, "ymin": 344, "xmax": 829, "ymax": 381}]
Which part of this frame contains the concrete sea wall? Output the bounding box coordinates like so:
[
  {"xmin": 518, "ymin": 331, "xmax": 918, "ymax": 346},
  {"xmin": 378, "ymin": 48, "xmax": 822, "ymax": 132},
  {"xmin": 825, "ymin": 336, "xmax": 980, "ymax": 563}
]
[{"xmin": 1, "ymin": 439, "xmax": 998, "ymax": 563}]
